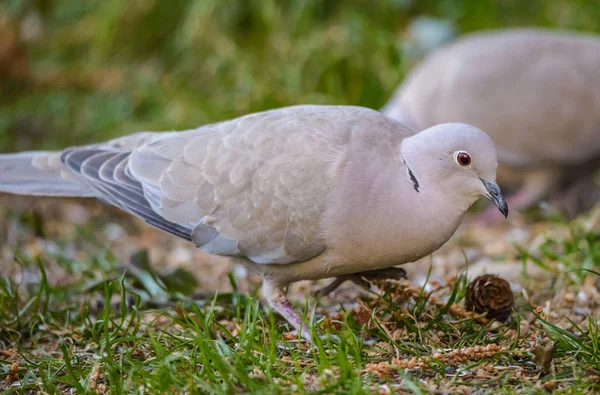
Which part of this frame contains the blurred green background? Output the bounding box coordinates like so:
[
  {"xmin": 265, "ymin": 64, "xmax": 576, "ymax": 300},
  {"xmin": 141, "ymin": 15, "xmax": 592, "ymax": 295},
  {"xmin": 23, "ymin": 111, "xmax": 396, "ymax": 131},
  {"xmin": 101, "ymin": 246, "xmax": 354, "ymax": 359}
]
[{"xmin": 1, "ymin": 0, "xmax": 599, "ymax": 152}]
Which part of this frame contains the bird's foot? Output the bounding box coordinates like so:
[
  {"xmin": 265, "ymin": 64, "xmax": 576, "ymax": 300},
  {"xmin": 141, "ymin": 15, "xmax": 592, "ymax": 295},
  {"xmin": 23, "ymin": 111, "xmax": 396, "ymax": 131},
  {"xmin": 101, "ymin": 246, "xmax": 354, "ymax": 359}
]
[
  {"xmin": 282, "ymin": 330, "xmax": 341, "ymax": 347},
  {"xmin": 263, "ymin": 269, "xmax": 407, "ymax": 345},
  {"xmin": 313, "ymin": 267, "xmax": 407, "ymax": 297},
  {"xmin": 263, "ymin": 280, "xmax": 313, "ymax": 342}
]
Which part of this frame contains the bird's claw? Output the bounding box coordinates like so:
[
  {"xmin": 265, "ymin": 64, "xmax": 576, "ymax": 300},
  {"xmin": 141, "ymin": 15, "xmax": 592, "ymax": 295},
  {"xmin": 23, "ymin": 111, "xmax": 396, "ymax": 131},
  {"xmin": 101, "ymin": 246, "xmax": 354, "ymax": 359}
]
[
  {"xmin": 313, "ymin": 267, "xmax": 407, "ymax": 297},
  {"xmin": 280, "ymin": 330, "xmax": 341, "ymax": 349},
  {"xmin": 313, "ymin": 277, "xmax": 349, "ymax": 297}
]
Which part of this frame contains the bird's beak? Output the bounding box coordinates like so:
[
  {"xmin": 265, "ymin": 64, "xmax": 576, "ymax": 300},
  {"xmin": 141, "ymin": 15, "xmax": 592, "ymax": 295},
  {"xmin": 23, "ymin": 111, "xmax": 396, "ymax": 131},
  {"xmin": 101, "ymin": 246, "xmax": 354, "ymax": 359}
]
[{"xmin": 480, "ymin": 178, "xmax": 508, "ymax": 218}]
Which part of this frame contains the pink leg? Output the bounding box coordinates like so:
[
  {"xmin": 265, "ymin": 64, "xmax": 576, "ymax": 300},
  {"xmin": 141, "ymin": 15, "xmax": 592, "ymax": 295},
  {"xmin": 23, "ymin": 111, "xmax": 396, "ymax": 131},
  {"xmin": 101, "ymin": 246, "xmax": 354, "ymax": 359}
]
[
  {"xmin": 478, "ymin": 188, "xmax": 534, "ymax": 223},
  {"xmin": 548, "ymin": 175, "xmax": 600, "ymax": 219},
  {"xmin": 262, "ymin": 280, "xmax": 312, "ymax": 342},
  {"xmin": 477, "ymin": 169, "xmax": 559, "ymax": 224}
]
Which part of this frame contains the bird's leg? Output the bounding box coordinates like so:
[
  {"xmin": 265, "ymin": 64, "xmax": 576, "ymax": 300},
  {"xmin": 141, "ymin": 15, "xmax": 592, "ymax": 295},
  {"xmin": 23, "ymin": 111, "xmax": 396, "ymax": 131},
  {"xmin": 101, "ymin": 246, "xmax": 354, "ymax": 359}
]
[
  {"xmin": 548, "ymin": 172, "xmax": 600, "ymax": 219},
  {"xmin": 477, "ymin": 169, "xmax": 558, "ymax": 223},
  {"xmin": 262, "ymin": 279, "xmax": 312, "ymax": 342},
  {"xmin": 313, "ymin": 267, "xmax": 407, "ymax": 297},
  {"xmin": 313, "ymin": 276, "xmax": 367, "ymax": 297}
]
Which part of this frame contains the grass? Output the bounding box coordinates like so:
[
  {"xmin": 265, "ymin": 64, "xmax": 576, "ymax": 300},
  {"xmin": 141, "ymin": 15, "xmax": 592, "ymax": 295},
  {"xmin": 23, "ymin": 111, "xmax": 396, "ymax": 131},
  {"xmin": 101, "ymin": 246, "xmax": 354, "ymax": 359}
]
[
  {"xmin": 1, "ymin": 204, "xmax": 600, "ymax": 393},
  {"xmin": 2, "ymin": 0, "xmax": 600, "ymax": 393},
  {"xmin": 3, "ymin": 0, "xmax": 600, "ymax": 151},
  {"xmin": 0, "ymin": 240, "xmax": 367, "ymax": 393}
]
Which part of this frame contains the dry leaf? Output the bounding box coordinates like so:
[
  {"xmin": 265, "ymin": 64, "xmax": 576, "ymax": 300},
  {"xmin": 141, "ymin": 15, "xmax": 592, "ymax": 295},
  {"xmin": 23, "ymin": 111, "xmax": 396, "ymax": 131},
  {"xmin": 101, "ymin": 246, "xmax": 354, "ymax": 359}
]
[{"xmin": 532, "ymin": 342, "xmax": 557, "ymax": 375}]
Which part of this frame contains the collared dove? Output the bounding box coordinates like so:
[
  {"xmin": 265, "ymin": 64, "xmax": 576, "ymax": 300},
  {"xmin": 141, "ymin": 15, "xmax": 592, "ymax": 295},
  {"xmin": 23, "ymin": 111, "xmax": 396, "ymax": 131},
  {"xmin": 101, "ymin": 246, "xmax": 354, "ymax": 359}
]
[
  {"xmin": 382, "ymin": 28, "xmax": 600, "ymax": 221},
  {"xmin": 0, "ymin": 105, "xmax": 507, "ymax": 340}
]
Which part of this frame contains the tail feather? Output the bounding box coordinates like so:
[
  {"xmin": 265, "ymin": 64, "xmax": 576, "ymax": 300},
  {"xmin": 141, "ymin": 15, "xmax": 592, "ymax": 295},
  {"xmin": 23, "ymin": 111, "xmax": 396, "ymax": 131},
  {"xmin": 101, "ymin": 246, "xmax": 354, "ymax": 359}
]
[{"xmin": 0, "ymin": 151, "xmax": 95, "ymax": 197}]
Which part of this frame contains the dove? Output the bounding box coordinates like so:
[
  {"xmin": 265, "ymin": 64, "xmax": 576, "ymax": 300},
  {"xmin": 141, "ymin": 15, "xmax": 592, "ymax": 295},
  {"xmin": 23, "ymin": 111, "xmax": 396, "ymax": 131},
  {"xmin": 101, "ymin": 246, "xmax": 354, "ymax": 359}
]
[
  {"xmin": 0, "ymin": 105, "xmax": 507, "ymax": 340},
  {"xmin": 381, "ymin": 28, "xmax": 600, "ymax": 221}
]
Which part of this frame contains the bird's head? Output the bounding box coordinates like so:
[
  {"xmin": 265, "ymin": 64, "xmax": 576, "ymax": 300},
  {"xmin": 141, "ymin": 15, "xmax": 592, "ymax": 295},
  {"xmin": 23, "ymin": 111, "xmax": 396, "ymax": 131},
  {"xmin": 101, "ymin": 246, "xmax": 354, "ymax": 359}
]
[{"xmin": 400, "ymin": 122, "xmax": 508, "ymax": 218}]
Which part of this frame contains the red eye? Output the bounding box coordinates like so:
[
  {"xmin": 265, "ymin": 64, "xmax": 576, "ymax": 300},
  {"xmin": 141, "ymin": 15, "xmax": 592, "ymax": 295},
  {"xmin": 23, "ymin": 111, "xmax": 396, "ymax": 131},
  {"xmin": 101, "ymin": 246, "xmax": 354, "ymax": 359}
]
[{"xmin": 456, "ymin": 151, "xmax": 471, "ymax": 167}]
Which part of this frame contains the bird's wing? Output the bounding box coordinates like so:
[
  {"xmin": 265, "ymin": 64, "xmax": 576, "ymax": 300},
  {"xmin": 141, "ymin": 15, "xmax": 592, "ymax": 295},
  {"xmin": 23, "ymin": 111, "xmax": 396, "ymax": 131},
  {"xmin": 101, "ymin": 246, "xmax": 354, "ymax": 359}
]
[
  {"xmin": 0, "ymin": 132, "xmax": 165, "ymax": 197},
  {"xmin": 133, "ymin": 106, "xmax": 344, "ymax": 264},
  {"xmin": 61, "ymin": 132, "xmax": 194, "ymax": 240},
  {"xmin": 62, "ymin": 106, "xmax": 384, "ymax": 264}
]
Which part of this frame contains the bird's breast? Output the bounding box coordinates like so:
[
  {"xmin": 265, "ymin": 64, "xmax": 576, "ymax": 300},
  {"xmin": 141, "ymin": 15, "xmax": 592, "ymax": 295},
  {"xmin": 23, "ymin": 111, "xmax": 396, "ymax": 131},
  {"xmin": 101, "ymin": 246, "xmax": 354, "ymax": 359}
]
[{"xmin": 323, "ymin": 164, "xmax": 465, "ymax": 274}]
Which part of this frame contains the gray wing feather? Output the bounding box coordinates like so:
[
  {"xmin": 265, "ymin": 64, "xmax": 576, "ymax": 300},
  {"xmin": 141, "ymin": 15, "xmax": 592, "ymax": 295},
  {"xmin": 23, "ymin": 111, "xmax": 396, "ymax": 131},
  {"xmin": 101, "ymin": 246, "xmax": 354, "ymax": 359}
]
[
  {"xmin": 11, "ymin": 105, "xmax": 394, "ymax": 265},
  {"xmin": 0, "ymin": 151, "xmax": 95, "ymax": 197},
  {"xmin": 61, "ymin": 148, "xmax": 192, "ymax": 240},
  {"xmin": 127, "ymin": 106, "xmax": 370, "ymax": 264}
]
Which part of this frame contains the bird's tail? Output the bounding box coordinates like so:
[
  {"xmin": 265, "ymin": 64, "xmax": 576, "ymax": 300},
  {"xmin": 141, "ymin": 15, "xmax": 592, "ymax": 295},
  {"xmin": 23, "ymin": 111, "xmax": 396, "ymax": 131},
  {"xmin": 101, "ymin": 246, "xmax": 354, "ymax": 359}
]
[{"xmin": 0, "ymin": 151, "xmax": 94, "ymax": 197}]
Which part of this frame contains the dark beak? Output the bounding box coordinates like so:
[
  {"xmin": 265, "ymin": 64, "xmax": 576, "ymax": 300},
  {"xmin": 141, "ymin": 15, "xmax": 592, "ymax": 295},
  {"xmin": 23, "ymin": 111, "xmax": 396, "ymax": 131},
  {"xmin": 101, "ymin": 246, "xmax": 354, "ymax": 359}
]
[{"xmin": 480, "ymin": 178, "xmax": 508, "ymax": 218}]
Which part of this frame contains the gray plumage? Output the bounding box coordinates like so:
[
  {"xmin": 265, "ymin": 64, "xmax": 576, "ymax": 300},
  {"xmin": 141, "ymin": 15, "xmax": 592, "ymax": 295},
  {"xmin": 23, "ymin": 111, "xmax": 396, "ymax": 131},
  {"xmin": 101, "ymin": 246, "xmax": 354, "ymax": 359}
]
[
  {"xmin": 0, "ymin": 151, "xmax": 94, "ymax": 197},
  {"xmin": 0, "ymin": 105, "xmax": 506, "ymax": 340},
  {"xmin": 382, "ymin": 28, "xmax": 600, "ymax": 218}
]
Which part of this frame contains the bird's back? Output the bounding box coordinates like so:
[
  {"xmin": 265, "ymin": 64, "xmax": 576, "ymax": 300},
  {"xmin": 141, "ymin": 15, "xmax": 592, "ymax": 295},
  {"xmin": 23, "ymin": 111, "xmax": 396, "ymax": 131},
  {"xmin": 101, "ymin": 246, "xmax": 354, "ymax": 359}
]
[{"xmin": 1, "ymin": 105, "xmax": 413, "ymax": 266}]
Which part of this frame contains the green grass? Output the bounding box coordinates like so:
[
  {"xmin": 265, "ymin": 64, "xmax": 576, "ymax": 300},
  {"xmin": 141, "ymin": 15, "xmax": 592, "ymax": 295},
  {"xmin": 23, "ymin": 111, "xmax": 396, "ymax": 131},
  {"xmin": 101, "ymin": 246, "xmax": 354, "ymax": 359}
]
[
  {"xmin": 2, "ymin": 0, "xmax": 600, "ymax": 393},
  {"xmin": 1, "ymin": 205, "xmax": 600, "ymax": 393},
  {"xmin": 3, "ymin": 0, "xmax": 600, "ymax": 151}
]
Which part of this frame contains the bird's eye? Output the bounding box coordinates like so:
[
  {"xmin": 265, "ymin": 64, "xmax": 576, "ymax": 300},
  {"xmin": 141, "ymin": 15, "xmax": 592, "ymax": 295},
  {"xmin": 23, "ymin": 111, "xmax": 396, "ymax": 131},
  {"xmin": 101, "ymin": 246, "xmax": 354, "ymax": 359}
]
[{"xmin": 455, "ymin": 151, "xmax": 472, "ymax": 167}]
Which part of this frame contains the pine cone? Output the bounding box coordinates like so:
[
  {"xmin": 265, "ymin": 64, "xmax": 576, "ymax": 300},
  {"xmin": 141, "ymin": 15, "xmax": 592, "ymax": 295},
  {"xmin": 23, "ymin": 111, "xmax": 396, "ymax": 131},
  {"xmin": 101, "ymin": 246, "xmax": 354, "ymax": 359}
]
[{"xmin": 465, "ymin": 275, "xmax": 514, "ymax": 322}]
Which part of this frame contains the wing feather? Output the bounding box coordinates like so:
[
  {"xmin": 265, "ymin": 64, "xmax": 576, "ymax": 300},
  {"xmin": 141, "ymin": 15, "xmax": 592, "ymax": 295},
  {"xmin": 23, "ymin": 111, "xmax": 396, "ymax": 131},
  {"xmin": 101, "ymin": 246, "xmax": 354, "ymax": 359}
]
[
  {"xmin": 61, "ymin": 148, "xmax": 192, "ymax": 240},
  {"xmin": 52, "ymin": 105, "xmax": 403, "ymax": 264}
]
